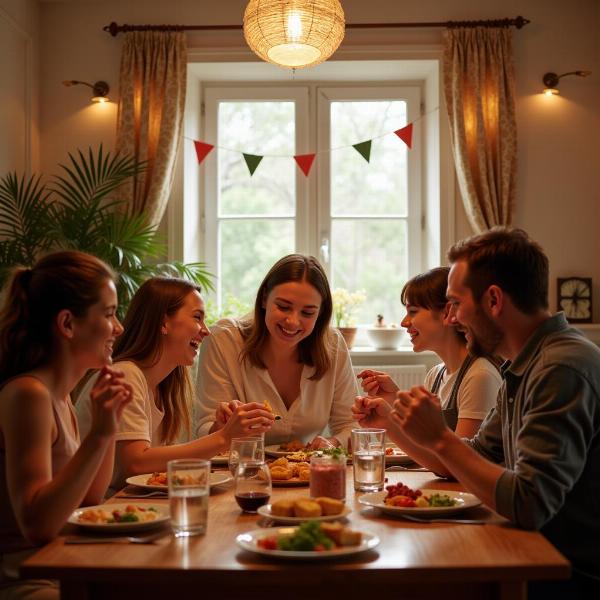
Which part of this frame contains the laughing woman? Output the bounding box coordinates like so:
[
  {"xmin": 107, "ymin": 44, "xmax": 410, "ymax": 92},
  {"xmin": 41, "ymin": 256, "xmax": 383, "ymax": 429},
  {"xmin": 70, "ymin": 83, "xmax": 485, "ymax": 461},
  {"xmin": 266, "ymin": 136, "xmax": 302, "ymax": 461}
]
[
  {"xmin": 195, "ymin": 254, "xmax": 357, "ymax": 450},
  {"xmin": 356, "ymin": 267, "xmax": 501, "ymax": 438},
  {"xmin": 75, "ymin": 277, "xmax": 274, "ymax": 491},
  {"xmin": 0, "ymin": 251, "xmax": 132, "ymax": 599}
]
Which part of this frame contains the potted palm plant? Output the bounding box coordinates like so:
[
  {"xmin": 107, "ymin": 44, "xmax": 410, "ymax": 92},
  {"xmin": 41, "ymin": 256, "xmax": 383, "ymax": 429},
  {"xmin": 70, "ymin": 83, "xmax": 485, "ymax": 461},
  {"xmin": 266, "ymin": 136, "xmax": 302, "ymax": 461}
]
[
  {"xmin": 332, "ymin": 288, "xmax": 366, "ymax": 349},
  {"xmin": 0, "ymin": 146, "xmax": 213, "ymax": 318}
]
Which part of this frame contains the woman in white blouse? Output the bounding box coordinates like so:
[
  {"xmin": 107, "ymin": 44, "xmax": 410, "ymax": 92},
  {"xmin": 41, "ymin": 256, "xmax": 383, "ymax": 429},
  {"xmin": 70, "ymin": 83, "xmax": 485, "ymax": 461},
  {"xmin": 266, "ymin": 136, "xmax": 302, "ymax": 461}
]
[
  {"xmin": 357, "ymin": 267, "xmax": 501, "ymax": 438},
  {"xmin": 196, "ymin": 254, "xmax": 357, "ymax": 450}
]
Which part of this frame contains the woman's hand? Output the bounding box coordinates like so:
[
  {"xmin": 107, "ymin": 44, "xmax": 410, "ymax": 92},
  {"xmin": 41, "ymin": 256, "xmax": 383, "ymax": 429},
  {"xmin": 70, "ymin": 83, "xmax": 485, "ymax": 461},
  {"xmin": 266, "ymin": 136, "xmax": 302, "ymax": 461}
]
[
  {"xmin": 356, "ymin": 369, "xmax": 399, "ymax": 402},
  {"xmin": 87, "ymin": 366, "xmax": 133, "ymax": 439},
  {"xmin": 390, "ymin": 386, "xmax": 448, "ymax": 447},
  {"xmin": 222, "ymin": 402, "xmax": 274, "ymax": 440},
  {"xmin": 215, "ymin": 400, "xmax": 244, "ymax": 429},
  {"xmin": 307, "ymin": 435, "xmax": 340, "ymax": 450},
  {"xmin": 351, "ymin": 395, "xmax": 392, "ymax": 429}
]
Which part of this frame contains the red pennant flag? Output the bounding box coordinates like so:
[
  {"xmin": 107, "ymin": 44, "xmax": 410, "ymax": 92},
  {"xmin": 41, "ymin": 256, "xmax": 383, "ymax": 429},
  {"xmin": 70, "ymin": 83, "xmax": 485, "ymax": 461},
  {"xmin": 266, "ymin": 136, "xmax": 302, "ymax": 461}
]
[
  {"xmin": 193, "ymin": 141, "xmax": 214, "ymax": 164},
  {"xmin": 294, "ymin": 153, "xmax": 316, "ymax": 177},
  {"xmin": 394, "ymin": 123, "xmax": 413, "ymax": 149}
]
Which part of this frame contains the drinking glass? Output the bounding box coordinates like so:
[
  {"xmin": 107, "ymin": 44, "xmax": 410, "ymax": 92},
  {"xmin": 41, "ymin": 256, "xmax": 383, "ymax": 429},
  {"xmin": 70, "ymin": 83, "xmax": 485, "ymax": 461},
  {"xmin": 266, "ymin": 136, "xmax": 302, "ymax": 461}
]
[
  {"xmin": 167, "ymin": 459, "xmax": 210, "ymax": 537},
  {"xmin": 309, "ymin": 454, "xmax": 346, "ymax": 501},
  {"xmin": 234, "ymin": 459, "xmax": 271, "ymax": 513},
  {"xmin": 228, "ymin": 436, "xmax": 264, "ymax": 477},
  {"xmin": 351, "ymin": 428, "xmax": 386, "ymax": 491}
]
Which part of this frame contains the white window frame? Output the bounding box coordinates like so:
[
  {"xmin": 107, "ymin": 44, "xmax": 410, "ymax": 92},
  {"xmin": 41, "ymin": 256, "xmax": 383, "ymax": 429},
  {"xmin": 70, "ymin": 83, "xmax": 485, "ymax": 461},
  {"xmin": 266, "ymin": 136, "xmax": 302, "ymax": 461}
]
[{"xmin": 316, "ymin": 86, "xmax": 422, "ymax": 278}]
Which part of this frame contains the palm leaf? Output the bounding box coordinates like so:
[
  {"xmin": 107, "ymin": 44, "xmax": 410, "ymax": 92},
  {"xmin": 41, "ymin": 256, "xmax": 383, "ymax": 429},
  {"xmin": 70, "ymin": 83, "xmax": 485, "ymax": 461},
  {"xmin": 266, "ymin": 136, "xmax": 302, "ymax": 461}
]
[{"xmin": 154, "ymin": 262, "xmax": 215, "ymax": 293}]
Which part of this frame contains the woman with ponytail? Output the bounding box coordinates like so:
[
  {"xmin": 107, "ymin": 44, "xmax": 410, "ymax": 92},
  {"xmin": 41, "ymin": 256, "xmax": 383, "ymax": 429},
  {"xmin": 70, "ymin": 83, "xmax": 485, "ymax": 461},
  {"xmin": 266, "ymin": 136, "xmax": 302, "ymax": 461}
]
[{"xmin": 0, "ymin": 251, "xmax": 132, "ymax": 599}]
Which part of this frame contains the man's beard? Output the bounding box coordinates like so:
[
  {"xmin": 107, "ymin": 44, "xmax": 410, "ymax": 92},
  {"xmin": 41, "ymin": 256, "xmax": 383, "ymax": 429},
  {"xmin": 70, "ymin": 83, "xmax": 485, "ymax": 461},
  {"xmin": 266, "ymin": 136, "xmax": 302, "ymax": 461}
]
[{"xmin": 465, "ymin": 308, "xmax": 503, "ymax": 357}]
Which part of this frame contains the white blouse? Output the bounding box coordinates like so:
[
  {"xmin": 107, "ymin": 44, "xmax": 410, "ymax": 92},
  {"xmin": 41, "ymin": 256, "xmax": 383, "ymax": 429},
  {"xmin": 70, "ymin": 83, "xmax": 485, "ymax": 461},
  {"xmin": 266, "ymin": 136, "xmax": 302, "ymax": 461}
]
[{"xmin": 195, "ymin": 318, "xmax": 358, "ymax": 449}]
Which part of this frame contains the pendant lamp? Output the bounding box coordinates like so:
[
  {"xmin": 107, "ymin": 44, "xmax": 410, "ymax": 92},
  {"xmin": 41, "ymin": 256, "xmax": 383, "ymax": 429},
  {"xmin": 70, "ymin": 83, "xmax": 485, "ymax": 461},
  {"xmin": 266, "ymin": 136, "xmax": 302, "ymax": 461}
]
[{"xmin": 243, "ymin": 0, "xmax": 345, "ymax": 69}]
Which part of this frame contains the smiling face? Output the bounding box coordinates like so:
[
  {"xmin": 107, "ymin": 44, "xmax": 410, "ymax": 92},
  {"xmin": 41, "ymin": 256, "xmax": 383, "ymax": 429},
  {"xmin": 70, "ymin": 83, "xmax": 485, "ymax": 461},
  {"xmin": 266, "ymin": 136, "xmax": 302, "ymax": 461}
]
[
  {"xmin": 447, "ymin": 261, "xmax": 503, "ymax": 356},
  {"xmin": 161, "ymin": 290, "xmax": 208, "ymax": 366},
  {"xmin": 71, "ymin": 279, "xmax": 123, "ymax": 368},
  {"xmin": 400, "ymin": 304, "xmax": 446, "ymax": 352},
  {"xmin": 263, "ymin": 280, "xmax": 322, "ymax": 350}
]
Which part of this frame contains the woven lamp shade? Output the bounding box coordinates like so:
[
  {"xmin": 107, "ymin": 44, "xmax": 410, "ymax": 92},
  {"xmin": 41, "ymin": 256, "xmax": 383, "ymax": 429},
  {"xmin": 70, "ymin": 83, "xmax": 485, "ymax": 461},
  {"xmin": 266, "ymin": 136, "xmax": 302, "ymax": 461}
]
[{"xmin": 243, "ymin": 0, "xmax": 345, "ymax": 69}]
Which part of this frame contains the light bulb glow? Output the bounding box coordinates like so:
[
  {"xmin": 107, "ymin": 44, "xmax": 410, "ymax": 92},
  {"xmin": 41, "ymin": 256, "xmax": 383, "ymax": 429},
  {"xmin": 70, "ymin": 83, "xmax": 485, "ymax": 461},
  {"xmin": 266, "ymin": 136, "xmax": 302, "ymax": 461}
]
[
  {"xmin": 286, "ymin": 12, "xmax": 303, "ymax": 41},
  {"xmin": 543, "ymin": 87, "xmax": 559, "ymax": 96}
]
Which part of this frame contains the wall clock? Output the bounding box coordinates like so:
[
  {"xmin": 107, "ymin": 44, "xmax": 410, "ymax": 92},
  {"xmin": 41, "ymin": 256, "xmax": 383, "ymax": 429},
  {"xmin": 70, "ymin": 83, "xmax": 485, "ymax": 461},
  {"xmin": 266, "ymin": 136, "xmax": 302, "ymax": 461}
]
[{"xmin": 557, "ymin": 277, "xmax": 593, "ymax": 323}]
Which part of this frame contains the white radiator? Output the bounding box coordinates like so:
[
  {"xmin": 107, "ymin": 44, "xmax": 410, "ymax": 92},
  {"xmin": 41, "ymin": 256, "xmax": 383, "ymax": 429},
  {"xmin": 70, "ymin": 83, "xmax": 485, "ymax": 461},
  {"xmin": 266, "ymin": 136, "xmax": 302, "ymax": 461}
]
[{"xmin": 353, "ymin": 364, "xmax": 427, "ymax": 390}]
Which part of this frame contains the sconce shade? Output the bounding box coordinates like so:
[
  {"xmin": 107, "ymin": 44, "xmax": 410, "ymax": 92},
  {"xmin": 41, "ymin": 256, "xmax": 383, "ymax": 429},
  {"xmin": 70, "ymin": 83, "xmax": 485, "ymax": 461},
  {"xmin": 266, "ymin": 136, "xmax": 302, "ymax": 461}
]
[
  {"xmin": 541, "ymin": 70, "xmax": 591, "ymax": 96},
  {"xmin": 63, "ymin": 79, "xmax": 110, "ymax": 103},
  {"xmin": 243, "ymin": 0, "xmax": 345, "ymax": 69}
]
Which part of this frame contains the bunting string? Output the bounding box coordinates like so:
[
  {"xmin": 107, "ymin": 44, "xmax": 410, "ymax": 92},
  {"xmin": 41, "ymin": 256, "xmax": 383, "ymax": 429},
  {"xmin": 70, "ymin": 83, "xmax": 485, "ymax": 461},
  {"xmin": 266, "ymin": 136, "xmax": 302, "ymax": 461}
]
[{"xmin": 189, "ymin": 106, "xmax": 438, "ymax": 176}]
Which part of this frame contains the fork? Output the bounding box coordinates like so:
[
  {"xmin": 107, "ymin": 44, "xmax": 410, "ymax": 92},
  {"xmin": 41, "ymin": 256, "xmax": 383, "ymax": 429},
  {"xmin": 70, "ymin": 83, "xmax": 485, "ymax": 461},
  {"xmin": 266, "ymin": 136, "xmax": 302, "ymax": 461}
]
[
  {"xmin": 395, "ymin": 513, "xmax": 489, "ymax": 525},
  {"xmin": 385, "ymin": 465, "xmax": 431, "ymax": 472},
  {"xmin": 65, "ymin": 529, "xmax": 171, "ymax": 544},
  {"xmin": 118, "ymin": 491, "xmax": 168, "ymax": 499}
]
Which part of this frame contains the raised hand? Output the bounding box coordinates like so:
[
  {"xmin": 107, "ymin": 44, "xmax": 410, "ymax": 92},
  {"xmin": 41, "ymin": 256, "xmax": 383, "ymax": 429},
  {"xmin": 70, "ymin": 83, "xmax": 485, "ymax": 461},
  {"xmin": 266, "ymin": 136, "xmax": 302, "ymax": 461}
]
[
  {"xmin": 215, "ymin": 400, "xmax": 244, "ymax": 429},
  {"xmin": 222, "ymin": 402, "xmax": 274, "ymax": 439},
  {"xmin": 390, "ymin": 386, "xmax": 447, "ymax": 447},
  {"xmin": 87, "ymin": 366, "xmax": 133, "ymax": 439},
  {"xmin": 356, "ymin": 369, "xmax": 399, "ymax": 402},
  {"xmin": 351, "ymin": 395, "xmax": 392, "ymax": 429}
]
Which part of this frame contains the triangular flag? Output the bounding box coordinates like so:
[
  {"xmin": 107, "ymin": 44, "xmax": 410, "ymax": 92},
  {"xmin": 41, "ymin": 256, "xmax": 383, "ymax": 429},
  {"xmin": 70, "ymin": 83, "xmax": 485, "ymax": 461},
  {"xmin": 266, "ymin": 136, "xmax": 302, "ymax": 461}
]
[
  {"xmin": 394, "ymin": 123, "xmax": 413, "ymax": 149},
  {"xmin": 352, "ymin": 140, "xmax": 372, "ymax": 163},
  {"xmin": 294, "ymin": 153, "xmax": 316, "ymax": 177},
  {"xmin": 242, "ymin": 153, "xmax": 263, "ymax": 176},
  {"xmin": 193, "ymin": 141, "xmax": 214, "ymax": 163}
]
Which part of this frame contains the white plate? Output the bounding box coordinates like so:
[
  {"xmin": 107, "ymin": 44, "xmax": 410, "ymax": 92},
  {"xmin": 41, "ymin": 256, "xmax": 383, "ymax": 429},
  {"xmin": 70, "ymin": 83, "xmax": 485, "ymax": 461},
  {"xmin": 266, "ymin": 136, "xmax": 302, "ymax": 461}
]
[
  {"xmin": 265, "ymin": 445, "xmax": 307, "ymax": 458},
  {"xmin": 69, "ymin": 503, "xmax": 170, "ymax": 532},
  {"xmin": 210, "ymin": 453, "xmax": 229, "ymax": 465},
  {"xmin": 271, "ymin": 477, "xmax": 310, "ymax": 487},
  {"xmin": 384, "ymin": 444, "xmax": 415, "ymax": 466},
  {"xmin": 257, "ymin": 504, "xmax": 351, "ymax": 524},
  {"xmin": 236, "ymin": 527, "xmax": 379, "ymax": 560},
  {"xmin": 125, "ymin": 471, "xmax": 233, "ymax": 491},
  {"xmin": 358, "ymin": 489, "xmax": 482, "ymax": 516}
]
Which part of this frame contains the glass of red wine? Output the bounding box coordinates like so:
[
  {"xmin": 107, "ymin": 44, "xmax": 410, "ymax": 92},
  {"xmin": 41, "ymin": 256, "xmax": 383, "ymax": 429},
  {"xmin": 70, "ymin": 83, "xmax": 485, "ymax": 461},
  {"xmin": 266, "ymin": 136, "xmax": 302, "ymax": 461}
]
[{"xmin": 234, "ymin": 459, "xmax": 271, "ymax": 513}]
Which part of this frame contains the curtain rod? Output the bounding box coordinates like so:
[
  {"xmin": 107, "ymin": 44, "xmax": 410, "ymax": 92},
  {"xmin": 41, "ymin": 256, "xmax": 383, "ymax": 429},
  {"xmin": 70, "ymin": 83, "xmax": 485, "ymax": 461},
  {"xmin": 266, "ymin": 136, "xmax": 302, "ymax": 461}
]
[{"xmin": 103, "ymin": 16, "xmax": 530, "ymax": 37}]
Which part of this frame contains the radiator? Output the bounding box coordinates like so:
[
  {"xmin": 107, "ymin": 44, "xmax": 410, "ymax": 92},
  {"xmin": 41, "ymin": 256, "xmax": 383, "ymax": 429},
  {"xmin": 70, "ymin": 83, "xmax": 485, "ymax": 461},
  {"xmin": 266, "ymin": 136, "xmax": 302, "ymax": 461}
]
[{"xmin": 353, "ymin": 364, "xmax": 427, "ymax": 390}]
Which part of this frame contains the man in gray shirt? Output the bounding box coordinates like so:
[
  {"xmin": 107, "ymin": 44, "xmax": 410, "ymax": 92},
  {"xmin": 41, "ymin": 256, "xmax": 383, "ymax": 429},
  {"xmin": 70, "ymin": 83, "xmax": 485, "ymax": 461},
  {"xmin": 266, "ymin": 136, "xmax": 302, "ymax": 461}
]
[{"xmin": 355, "ymin": 228, "xmax": 600, "ymax": 597}]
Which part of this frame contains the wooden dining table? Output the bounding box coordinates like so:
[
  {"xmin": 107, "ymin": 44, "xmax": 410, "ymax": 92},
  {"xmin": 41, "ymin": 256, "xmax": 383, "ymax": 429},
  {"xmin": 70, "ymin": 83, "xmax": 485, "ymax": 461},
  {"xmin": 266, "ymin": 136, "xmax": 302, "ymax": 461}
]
[{"xmin": 21, "ymin": 467, "xmax": 570, "ymax": 600}]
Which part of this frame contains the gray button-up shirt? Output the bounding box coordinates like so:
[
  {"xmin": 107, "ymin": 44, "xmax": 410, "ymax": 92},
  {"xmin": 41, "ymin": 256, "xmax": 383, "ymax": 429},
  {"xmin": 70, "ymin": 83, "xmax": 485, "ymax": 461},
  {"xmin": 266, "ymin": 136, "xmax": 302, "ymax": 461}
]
[{"xmin": 468, "ymin": 313, "xmax": 600, "ymax": 576}]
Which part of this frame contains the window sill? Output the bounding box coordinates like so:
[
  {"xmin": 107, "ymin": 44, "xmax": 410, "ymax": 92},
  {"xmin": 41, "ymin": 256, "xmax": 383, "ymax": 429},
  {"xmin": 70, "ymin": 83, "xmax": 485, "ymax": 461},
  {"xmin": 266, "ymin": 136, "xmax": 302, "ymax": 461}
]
[{"xmin": 349, "ymin": 346, "xmax": 439, "ymax": 369}]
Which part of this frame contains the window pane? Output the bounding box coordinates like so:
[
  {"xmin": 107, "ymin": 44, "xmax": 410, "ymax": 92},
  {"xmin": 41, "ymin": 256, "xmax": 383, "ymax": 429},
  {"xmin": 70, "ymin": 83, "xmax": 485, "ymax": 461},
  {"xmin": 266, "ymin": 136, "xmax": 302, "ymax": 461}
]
[
  {"xmin": 330, "ymin": 101, "xmax": 407, "ymax": 216},
  {"xmin": 219, "ymin": 102, "xmax": 295, "ymax": 216},
  {"xmin": 220, "ymin": 220, "xmax": 295, "ymax": 307},
  {"xmin": 331, "ymin": 219, "xmax": 408, "ymax": 325}
]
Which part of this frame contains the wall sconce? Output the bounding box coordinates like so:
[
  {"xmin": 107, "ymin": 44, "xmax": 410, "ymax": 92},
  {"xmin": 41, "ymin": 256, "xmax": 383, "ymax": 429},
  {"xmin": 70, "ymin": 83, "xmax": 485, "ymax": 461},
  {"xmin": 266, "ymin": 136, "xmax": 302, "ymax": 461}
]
[
  {"xmin": 542, "ymin": 70, "xmax": 591, "ymax": 96},
  {"xmin": 62, "ymin": 80, "xmax": 110, "ymax": 103}
]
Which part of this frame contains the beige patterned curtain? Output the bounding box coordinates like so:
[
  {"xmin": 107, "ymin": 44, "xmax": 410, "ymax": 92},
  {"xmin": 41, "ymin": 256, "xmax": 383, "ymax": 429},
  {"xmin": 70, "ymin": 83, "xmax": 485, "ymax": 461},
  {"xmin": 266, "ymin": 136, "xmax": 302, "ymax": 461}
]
[
  {"xmin": 443, "ymin": 27, "xmax": 517, "ymax": 233},
  {"xmin": 116, "ymin": 31, "xmax": 187, "ymax": 226}
]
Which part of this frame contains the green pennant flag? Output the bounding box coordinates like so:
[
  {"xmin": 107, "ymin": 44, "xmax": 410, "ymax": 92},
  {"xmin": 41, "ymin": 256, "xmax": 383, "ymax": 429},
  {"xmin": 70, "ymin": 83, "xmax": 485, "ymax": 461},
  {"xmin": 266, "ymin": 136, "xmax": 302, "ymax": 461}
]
[
  {"xmin": 352, "ymin": 140, "xmax": 372, "ymax": 163},
  {"xmin": 243, "ymin": 153, "xmax": 263, "ymax": 176}
]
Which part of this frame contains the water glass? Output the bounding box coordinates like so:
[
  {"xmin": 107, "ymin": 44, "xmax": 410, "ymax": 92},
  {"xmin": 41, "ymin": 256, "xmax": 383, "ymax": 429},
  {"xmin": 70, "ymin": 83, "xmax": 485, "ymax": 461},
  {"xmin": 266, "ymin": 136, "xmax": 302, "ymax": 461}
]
[
  {"xmin": 167, "ymin": 459, "xmax": 210, "ymax": 537},
  {"xmin": 351, "ymin": 428, "xmax": 385, "ymax": 492},
  {"xmin": 234, "ymin": 460, "xmax": 271, "ymax": 513},
  {"xmin": 309, "ymin": 454, "xmax": 346, "ymax": 501},
  {"xmin": 228, "ymin": 436, "xmax": 264, "ymax": 477}
]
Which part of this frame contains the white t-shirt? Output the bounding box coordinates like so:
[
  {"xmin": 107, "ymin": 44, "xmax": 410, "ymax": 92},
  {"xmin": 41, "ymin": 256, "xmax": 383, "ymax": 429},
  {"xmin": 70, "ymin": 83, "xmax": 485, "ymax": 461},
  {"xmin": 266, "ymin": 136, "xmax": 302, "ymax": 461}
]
[
  {"xmin": 75, "ymin": 361, "xmax": 164, "ymax": 489},
  {"xmin": 195, "ymin": 318, "xmax": 358, "ymax": 449},
  {"xmin": 423, "ymin": 357, "xmax": 501, "ymax": 421}
]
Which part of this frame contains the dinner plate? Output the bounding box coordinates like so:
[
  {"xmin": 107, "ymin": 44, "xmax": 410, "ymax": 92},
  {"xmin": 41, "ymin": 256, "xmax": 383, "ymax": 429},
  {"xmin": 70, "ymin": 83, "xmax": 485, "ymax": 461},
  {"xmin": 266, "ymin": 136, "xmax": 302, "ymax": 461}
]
[
  {"xmin": 265, "ymin": 445, "xmax": 307, "ymax": 458},
  {"xmin": 69, "ymin": 503, "xmax": 170, "ymax": 532},
  {"xmin": 236, "ymin": 527, "xmax": 379, "ymax": 560},
  {"xmin": 257, "ymin": 504, "xmax": 351, "ymax": 524},
  {"xmin": 271, "ymin": 477, "xmax": 310, "ymax": 487},
  {"xmin": 125, "ymin": 471, "xmax": 233, "ymax": 491},
  {"xmin": 358, "ymin": 490, "xmax": 482, "ymax": 516},
  {"xmin": 210, "ymin": 452, "xmax": 229, "ymax": 465},
  {"xmin": 384, "ymin": 444, "xmax": 415, "ymax": 466}
]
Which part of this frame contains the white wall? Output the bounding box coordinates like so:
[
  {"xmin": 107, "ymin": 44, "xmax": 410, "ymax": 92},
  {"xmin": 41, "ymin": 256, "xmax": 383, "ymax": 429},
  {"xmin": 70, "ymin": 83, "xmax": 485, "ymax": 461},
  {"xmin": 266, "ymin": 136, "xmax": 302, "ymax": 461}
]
[{"xmin": 30, "ymin": 0, "xmax": 600, "ymax": 319}]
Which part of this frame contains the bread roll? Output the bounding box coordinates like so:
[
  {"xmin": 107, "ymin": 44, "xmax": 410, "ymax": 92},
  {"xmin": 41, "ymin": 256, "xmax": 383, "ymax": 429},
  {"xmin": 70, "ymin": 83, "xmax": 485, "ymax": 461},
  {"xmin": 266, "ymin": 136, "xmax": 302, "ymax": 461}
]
[
  {"xmin": 270, "ymin": 499, "xmax": 296, "ymax": 517},
  {"xmin": 293, "ymin": 499, "xmax": 322, "ymax": 518},
  {"xmin": 314, "ymin": 496, "xmax": 344, "ymax": 516},
  {"xmin": 270, "ymin": 466, "xmax": 292, "ymax": 480}
]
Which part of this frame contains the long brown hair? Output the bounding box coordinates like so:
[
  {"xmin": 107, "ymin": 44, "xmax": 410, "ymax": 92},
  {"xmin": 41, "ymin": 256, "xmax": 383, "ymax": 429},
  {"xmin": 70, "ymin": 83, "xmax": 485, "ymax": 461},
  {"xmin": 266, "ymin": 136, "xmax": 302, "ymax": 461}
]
[
  {"xmin": 112, "ymin": 277, "xmax": 201, "ymax": 444},
  {"xmin": 240, "ymin": 254, "xmax": 333, "ymax": 380},
  {"xmin": 0, "ymin": 251, "xmax": 115, "ymax": 382}
]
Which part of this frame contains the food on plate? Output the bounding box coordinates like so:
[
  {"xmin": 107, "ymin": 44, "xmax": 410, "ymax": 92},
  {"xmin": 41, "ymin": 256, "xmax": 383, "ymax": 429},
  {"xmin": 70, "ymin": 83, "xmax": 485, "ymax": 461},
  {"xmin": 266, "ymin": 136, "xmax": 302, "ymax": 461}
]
[
  {"xmin": 278, "ymin": 439, "xmax": 306, "ymax": 452},
  {"xmin": 314, "ymin": 496, "xmax": 345, "ymax": 516},
  {"xmin": 270, "ymin": 466, "xmax": 293, "ymax": 480},
  {"xmin": 385, "ymin": 446, "xmax": 405, "ymax": 456},
  {"xmin": 78, "ymin": 505, "xmax": 158, "ymax": 524},
  {"xmin": 263, "ymin": 400, "xmax": 281, "ymax": 420},
  {"xmin": 293, "ymin": 499, "xmax": 322, "ymax": 518},
  {"xmin": 256, "ymin": 520, "xmax": 361, "ymax": 551},
  {"xmin": 384, "ymin": 482, "xmax": 457, "ymax": 508},
  {"xmin": 146, "ymin": 471, "xmax": 207, "ymax": 486},
  {"xmin": 267, "ymin": 458, "xmax": 310, "ymax": 481},
  {"xmin": 269, "ymin": 495, "xmax": 345, "ymax": 518}
]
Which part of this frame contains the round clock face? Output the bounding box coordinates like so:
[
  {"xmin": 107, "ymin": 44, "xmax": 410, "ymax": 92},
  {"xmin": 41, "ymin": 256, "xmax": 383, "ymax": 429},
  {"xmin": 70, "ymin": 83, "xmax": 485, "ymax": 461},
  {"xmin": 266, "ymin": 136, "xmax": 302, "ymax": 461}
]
[{"xmin": 559, "ymin": 278, "xmax": 591, "ymax": 321}]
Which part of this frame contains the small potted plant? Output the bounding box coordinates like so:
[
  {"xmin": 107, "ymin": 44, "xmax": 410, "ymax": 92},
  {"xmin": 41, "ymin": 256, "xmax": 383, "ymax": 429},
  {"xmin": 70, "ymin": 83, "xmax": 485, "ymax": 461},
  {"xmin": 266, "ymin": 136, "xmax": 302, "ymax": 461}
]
[{"xmin": 332, "ymin": 288, "xmax": 366, "ymax": 349}]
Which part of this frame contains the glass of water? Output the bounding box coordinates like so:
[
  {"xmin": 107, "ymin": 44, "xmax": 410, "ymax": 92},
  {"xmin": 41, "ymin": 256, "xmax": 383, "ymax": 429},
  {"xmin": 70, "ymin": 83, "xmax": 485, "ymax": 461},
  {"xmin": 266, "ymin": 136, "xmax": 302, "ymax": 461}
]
[
  {"xmin": 167, "ymin": 459, "xmax": 210, "ymax": 537},
  {"xmin": 228, "ymin": 437, "xmax": 264, "ymax": 477},
  {"xmin": 351, "ymin": 428, "xmax": 386, "ymax": 492}
]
